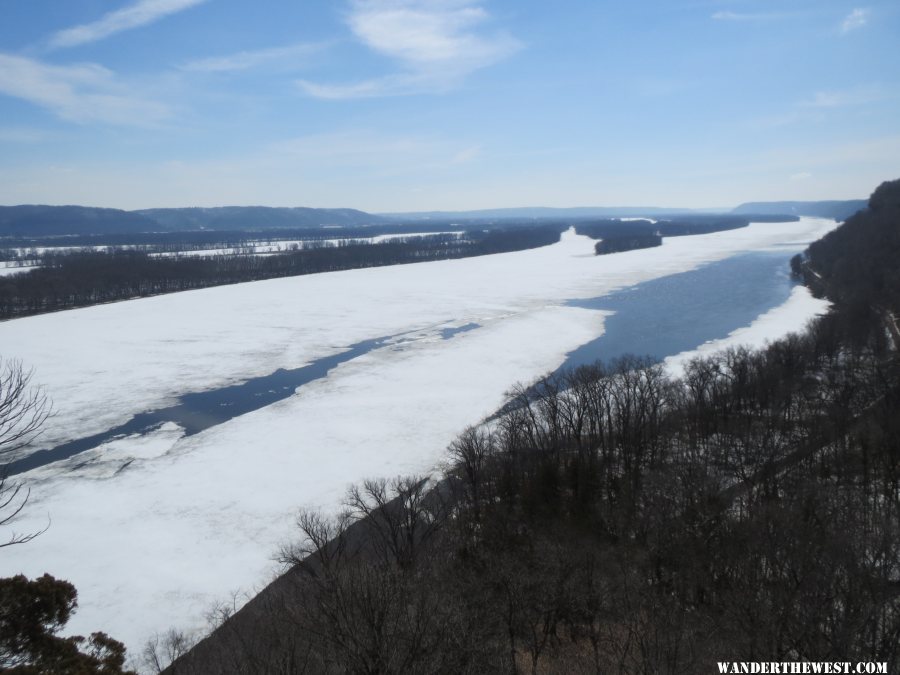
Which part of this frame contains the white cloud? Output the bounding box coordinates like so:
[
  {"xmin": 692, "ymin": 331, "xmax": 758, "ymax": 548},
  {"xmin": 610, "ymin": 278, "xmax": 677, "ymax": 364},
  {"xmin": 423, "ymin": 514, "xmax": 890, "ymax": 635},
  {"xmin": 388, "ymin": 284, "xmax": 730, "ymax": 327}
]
[
  {"xmin": 790, "ymin": 172, "xmax": 812, "ymax": 181},
  {"xmin": 298, "ymin": 0, "xmax": 521, "ymax": 99},
  {"xmin": 297, "ymin": 72, "xmax": 433, "ymax": 99},
  {"xmin": 347, "ymin": 0, "xmax": 514, "ymax": 67},
  {"xmin": 48, "ymin": 0, "xmax": 209, "ymax": 49},
  {"xmin": 802, "ymin": 84, "xmax": 891, "ymax": 108},
  {"xmin": 180, "ymin": 43, "xmax": 324, "ymax": 73},
  {"xmin": 452, "ymin": 145, "xmax": 481, "ymax": 164},
  {"xmin": 0, "ymin": 53, "xmax": 171, "ymax": 126},
  {"xmin": 840, "ymin": 8, "xmax": 869, "ymax": 34}
]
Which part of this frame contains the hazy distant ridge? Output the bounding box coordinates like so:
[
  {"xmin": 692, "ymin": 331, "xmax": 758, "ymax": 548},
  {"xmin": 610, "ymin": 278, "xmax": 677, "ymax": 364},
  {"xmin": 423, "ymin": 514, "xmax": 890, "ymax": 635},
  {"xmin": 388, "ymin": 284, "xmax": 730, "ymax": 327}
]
[
  {"xmin": 388, "ymin": 199, "xmax": 868, "ymax": 222},
  {"xmin": 0, "ymin": 200, "xmax": 867, "ymax": 237},
  {"xmin": 0, "ymin": 205, "xmax": 157, "ymax": 236},
  {"xmin": 732, "ymin": 200, "xmax": 866, "ymax": 221},
  {"xmin": 0, "ymin": 205, "xmax": 384, "ymax": 236},
  {"xmin": 135, "ymin": 206, "xmax": 384, "ymax": 230},
  {"xmin": 380, "ymin": 206, "xmax": 699, "ymax": 221}
]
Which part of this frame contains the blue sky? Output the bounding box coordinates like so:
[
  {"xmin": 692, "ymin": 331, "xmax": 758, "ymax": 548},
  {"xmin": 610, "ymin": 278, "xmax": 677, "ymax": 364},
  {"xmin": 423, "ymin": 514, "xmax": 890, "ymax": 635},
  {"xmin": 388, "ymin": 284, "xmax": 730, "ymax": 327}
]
[{"xmin": 0, "ymin": 0, "xmax": 898, "ymax": 211}]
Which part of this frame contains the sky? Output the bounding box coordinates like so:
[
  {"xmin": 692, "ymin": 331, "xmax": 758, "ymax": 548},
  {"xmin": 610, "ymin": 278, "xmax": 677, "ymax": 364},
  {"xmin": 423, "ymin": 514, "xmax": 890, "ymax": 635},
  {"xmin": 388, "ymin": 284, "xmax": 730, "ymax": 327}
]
[{"xmin": 0, "ymin": 0, "xmax": 898, "ymax": 211}]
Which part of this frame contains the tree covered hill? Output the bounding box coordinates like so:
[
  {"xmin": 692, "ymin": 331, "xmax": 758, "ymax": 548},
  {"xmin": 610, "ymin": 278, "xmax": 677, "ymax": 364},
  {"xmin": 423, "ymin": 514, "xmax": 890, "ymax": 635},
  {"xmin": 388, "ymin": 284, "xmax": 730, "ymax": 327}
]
[
  {"xmin": 0, "ymin": 199, "xmax": 867, "ymax": 237},
  {"xmin": 0, "ymin": 205, "xmax": 384, "ymax": 236},
  {"xmin": 733, "ymin": 199, "xmax": 866, "ymax": 221},
  {"xmin": 0, "ymin": 205, "xmax": 158, "ymax": 236},
  {"xmin": 379, "ymin": 206, "xmax": 698, "ymax": 221},
  {"xmin": 134, "ymin": 206, "xmax": 385, "ymax": 231},
  {"xmin": 796, "ymin": 179, "xmax": 900, "ymax": 316}
]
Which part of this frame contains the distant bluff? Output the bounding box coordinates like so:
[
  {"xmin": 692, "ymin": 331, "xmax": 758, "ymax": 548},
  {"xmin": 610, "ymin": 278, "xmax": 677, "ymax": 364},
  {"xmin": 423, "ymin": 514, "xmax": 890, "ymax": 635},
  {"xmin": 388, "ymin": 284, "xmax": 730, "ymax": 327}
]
[{"xmin": 0, "ymin": 205, "xmax": 384, "ymax": 236}]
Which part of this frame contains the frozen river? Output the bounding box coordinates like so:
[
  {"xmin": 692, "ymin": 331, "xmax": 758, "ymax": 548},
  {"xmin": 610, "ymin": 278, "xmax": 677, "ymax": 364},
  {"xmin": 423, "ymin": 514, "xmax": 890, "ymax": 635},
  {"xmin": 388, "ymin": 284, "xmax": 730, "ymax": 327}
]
[
  {"xmin": 0, "ymin": 219, "xmax": 835, "ymax": 657},
  {"xmin": 11, "ymin": 251, "xmax": 799, "ymax": 476}
]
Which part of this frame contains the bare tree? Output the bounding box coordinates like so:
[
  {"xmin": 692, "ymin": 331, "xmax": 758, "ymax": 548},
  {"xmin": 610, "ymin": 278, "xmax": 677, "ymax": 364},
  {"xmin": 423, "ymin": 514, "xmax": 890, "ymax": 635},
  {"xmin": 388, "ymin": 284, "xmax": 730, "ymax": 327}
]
[
  {"xmin": 142, "ymin": 629, "xmax": 196, "ymax": 674},
  {"xmin": 345, "ymin": 476, "xmax": 444, "ymax": 569},
  {"xmin": 0, "ymin": 357, "xmax": 51, "ymax": 548}
]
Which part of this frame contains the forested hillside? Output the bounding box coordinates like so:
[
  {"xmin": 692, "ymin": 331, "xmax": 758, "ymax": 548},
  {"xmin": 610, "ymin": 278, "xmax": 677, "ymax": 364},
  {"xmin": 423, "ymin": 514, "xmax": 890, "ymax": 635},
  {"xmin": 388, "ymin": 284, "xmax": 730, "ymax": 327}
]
[
  {"xmin": 0, "ymin": 206, "xmax": 158, "ymax": 236},
  {"xmin": 166, "ymin": 181, "xmax": 900, "ymax": 674},
  {"xmin": 0, "ymin": 205, "xmax": 384, "ymax": 236},
  {"xmin": 134, "ymin": 207, "xmax": 384, "ymax": 231},
  {"xmin": 794, "ymin": 180, "xmax": 900, "ymax": 318}
]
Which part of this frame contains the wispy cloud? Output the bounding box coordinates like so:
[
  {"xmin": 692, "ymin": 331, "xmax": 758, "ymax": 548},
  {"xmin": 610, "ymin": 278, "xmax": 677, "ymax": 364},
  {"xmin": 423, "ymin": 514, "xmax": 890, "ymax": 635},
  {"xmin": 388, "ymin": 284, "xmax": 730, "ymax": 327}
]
[
  {"xmin": 744, "ymin": 84, "xmax": 893, "ymax": 130},
  {"xmin": 840, "ymin": 8, "xmax": 869, "ymax": 34},
  {"xmin": 270, "ymin": 130, "xmax": 481, "ymax": 171},
  {"xmin": 746, "ymin": 111, "xmax": 808, "ymax": 130},
  {"xmin": 48, "ymin": 0, "xmax": 209, "ymax": 49},
  {"xmin": 298, "ymin": 0, "xmax": 521, "ymax": 99},
  {"xmin": 711, "ymin": 11, "xmax": 788, "ymax": 21},
  {"xmin": 274, "ymin": 130, "xmax": 439, "ymax": 161},
  {"xmin": 180, "ymin": 43, "xmax": 325, "ymax": 73},
  {"xmin": 0, "ymin": 127, "xmax": 53, "ymax": 143},
  {"xmin": 452, "ymin": 145, "xmax": 481, "ymax": 164},
  {"xmin": 634, "ymin": 78, "xmax": 690, "ymax": 98},
  {"xmin": 0, "ymin": 53, "xmax": 171, "ymax": 126},
  {"xmin": 762, "ymin": 135, "xmax": 900, "ymax": 172},
  {"xmin": 297, "ymin": 73, "xmax": 431, "ymax": 99},
  {"xmin": 0, "ymin": 129, "xmax": 485, "ymax": 208},
  {"xmin": 790, "ymin": 171, "xmax": 812, "ymax": 181},
  {"xmin": 802, "ymin": 84, "xmax": 892, "ymax": 108}
]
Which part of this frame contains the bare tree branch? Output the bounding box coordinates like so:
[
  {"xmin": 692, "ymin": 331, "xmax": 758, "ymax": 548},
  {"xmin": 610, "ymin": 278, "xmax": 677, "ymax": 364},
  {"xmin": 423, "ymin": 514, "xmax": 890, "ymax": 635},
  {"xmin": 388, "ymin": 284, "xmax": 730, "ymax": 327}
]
[{"xmin": 0, "ymin": 356, "xmax": 52, "ymax": 548}]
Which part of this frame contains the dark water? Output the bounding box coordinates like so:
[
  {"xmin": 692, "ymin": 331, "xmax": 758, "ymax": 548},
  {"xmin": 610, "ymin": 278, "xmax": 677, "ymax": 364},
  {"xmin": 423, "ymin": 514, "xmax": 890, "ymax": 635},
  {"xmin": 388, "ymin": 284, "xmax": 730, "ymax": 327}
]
[
  {"xmin": 558, "ymin": 251, "xmax": 796, "ymax": 371},
  {"xmin": 10, "ymin": 327, "xmax": 475, "ymax": 475},
  {"xmin": 439, "ymin": 323, "xmax": 480, "ymax": 340}
]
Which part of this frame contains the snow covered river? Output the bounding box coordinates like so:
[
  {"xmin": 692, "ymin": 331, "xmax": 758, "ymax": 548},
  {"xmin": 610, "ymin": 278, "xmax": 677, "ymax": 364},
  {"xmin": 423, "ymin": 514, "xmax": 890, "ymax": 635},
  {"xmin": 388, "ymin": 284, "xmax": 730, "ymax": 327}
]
[
  {"xmin": 9, "ymin": 251, "xmax": 798, "ymax": 476},
  {"xmin": 0, "ymin": 219, "xmax": 836, "ymax": 656}
]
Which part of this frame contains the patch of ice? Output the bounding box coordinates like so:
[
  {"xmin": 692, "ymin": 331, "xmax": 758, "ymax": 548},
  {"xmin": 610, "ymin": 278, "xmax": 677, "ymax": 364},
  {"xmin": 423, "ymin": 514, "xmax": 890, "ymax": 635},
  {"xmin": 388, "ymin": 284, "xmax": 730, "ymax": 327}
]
[
  {"xmin": 25, "ymin": 423, "xmax": 186, "ymax": 481},
  {"xmin": 0, "ymin": 265, "xmax": 38, "ymax": 276},
  {"xmin": 147, "ymin": 232, "xmax": 462, "ymax": 258}
]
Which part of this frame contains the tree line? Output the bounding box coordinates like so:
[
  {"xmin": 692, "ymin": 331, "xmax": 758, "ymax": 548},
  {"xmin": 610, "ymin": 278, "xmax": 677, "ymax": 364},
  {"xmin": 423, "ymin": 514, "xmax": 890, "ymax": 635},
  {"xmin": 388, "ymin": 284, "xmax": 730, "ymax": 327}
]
[
  {"xmin": 163, "ymin": 181, "xmax": 900, "ymax": 673},
  {"xmin": 594, "ymin": 234, "xmax": 661, "ymax": 254},
  {"xmin": 0, "ymin": 227, "xmax": 564, "ymax": 319},
  {"xmin": 575, "ymin": 215, "xmax": 786, "ymax": 255},
  {"xmin": 0, "ymin": 223, "xmax": 472, "ymax": 252}
]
